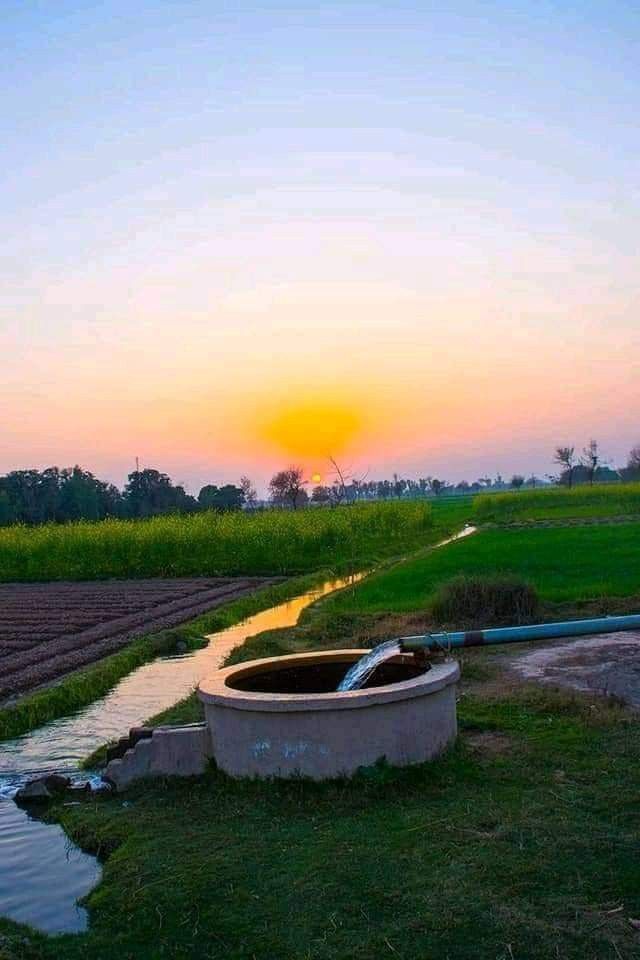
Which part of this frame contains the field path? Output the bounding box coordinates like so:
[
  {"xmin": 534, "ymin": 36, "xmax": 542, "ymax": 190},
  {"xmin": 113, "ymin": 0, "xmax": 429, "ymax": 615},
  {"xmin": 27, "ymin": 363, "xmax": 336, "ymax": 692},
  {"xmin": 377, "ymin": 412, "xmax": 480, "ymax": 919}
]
[{"xmin": 0, "ymin": 577, "xmax": 280, "ymax": 701}]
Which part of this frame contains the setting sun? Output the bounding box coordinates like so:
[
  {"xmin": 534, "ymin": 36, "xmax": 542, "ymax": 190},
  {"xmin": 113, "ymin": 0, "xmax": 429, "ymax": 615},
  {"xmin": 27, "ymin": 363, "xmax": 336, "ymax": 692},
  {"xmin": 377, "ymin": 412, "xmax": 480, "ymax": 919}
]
[{"xmin": 251, "ymin": 397, "xmax": 367, "ymax": 464}]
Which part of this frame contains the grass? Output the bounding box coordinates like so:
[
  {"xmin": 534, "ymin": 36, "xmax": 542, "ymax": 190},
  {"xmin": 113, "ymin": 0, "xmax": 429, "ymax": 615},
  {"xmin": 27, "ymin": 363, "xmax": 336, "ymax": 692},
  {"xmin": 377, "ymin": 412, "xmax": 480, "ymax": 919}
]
[
  {"xmin": 322, "ymin": 522, "xmax": 640, "ymax": 617},
  {"xmin": 474, "ymin": 482, "xmax": 640, "ymax": 523},
  {"xmin": 0, "ymin": 501, "xmax": 437, "ymax": 582},
  {"xmin": 3, "ymin": 511, "xmax": 640, "ymax": 958},
  {"xmin": 4, "ymin": 677, "xmax": 639, "ymax": 960}
]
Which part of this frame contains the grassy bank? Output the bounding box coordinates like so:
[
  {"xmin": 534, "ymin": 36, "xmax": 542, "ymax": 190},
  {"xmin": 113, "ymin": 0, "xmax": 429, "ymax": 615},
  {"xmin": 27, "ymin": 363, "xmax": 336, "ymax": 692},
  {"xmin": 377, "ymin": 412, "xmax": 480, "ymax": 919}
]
[
  {"xmin": 5, "ymin": 671, "xmax": 639, "ymax": 960},
  {"xmin": 0, "ymin": 501, "xmax": 435, "ymax": 582},
  {"xmin": 4, "ymin": 513, "xmax": 640, "ymax": 958},
  {"xmin": 322, "ymin": 521, "xmax": 640, "ymax": 616},
  {"xmin": 475, "ymin": 482, "xmax": 640, "ymax": 523}
]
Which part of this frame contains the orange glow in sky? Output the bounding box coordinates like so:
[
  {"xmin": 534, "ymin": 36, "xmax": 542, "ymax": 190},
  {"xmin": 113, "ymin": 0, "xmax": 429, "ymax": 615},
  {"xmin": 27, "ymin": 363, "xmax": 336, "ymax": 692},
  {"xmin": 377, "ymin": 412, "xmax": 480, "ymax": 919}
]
[
  {"xmin": 246, "ymin": 395, "xmax": 369, "ymax": 478},
  {"xmin": 4, "ymin": 5, "xmax": 640, "ymax": 494}
]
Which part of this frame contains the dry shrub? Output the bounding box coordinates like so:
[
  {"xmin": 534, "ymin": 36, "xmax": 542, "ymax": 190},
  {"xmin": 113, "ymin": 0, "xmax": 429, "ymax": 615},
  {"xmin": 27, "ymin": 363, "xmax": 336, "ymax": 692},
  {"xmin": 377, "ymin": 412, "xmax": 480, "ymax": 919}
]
[{"xmin": 431, "ymin": 574, "xmax": 538, "ymax": 626}]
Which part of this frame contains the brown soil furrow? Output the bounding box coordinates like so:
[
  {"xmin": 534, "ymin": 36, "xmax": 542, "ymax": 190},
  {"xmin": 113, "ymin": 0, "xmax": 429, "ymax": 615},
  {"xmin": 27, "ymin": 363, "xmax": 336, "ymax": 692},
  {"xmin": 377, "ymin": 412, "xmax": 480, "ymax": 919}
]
[
  {"xmin": 0, "ymin": 640, "xmax": 42, "ymax": 652},
  {"xmin": 0, "ymin": 632, "xmax": 63, "ymax": 643},
  {"xmin": 0, "ymin": 581, "xmax": 260, "ymax": 680},
  {"xmin": 0, "ymin": 578, "xmax": 279, "ymax": 698},
  {"xmin": 0, "ymin": 578, "xmax": 234, "ymax": 595}
]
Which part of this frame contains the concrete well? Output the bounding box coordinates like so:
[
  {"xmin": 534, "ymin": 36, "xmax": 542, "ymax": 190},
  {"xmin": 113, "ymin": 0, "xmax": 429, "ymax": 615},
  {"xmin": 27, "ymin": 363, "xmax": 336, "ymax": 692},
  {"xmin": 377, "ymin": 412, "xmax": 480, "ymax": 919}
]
[{"xmin": 198, "ymin": 650, "xmax": 459, "ymax": 779}]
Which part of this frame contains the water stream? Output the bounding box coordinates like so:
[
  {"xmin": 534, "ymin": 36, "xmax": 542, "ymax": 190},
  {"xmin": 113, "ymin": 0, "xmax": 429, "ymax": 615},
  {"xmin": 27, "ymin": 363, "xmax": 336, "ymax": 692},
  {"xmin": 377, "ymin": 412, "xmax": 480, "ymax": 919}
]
[
  {"xmin": 0, "ymin": 523, "xmax": 476, "ymax": 935},
  {"xmin": 337, "ymin": 639, "xmax": 403, "ymax": 691},
  {"xmin": 0, "ymin": 574, "xmax": 360, "ymax": 934}
]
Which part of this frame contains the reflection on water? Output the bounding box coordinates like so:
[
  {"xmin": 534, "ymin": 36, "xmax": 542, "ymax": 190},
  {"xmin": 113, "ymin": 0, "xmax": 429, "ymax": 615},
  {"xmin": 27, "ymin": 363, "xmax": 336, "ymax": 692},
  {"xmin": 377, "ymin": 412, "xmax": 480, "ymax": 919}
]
[
  {"xmin": 0, "ymin": 575, "xmax": 360, "ymax": 935},
  {"xmin": 0, "ymin": 801, "xmax": 100, "ymax": 934},
  {"xmin": 0, "ymin": 576, "xmax": 361, "ymax": 790}
]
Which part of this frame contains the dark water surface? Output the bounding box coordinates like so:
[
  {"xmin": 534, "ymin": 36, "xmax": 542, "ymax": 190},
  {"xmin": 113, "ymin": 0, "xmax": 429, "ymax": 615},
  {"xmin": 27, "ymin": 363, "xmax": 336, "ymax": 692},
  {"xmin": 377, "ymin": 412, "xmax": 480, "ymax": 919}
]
[
  {"xmin": 0, "ymin": 576, "xmax": 360, "ymax": 935},
  {"xmin": 0, "ymin": 800, "xmax": 101, "ymax": 934}
]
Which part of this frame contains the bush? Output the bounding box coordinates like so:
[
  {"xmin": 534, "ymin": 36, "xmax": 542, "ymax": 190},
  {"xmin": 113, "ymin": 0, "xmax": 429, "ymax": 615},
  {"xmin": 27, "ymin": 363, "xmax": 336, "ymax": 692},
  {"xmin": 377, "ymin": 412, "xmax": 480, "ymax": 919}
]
[{"xmin": 431, "ymin": 574, "xmax": 539, "ymax": 626}]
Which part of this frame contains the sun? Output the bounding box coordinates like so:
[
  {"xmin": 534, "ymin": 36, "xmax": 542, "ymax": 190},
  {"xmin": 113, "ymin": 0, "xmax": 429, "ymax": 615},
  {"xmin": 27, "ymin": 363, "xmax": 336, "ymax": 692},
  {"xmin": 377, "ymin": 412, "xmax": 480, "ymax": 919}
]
[
  {"xmin": 253, "ymin": 397, "xmax": 365, "ymax": 461},
  {"xmin": 311, "ymin": 472, "xmax": 322, "ymax": 484}
]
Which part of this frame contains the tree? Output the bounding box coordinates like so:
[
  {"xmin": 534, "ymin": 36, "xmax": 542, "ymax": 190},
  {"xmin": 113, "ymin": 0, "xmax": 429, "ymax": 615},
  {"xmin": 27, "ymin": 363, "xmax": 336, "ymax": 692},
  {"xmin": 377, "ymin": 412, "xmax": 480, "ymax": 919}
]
[
  {"xmin": 198, "ymin": 484, "xmax": 244, "ymax": 512},
  {"xmin": 311, "ymin": 485, "xmax": 330, "ymax": 504},
  {"xmin": 269, "ymin": 467, "xmax": 307, "ymax": 509},
  {"xmin": 428, "ymin": 478, "xmax": 447, "ymax": 496},
  {"xmin": 554, "ymin": 446, "xmax": 577, "ymax": 488},
  {"xmin": 1, "ymin": 470, "xmax": 46, "ymax": 524},
  {"xmin": 620, "ymin": 445, "xmax": 640, "ymax": 482},
  {"xmin": 215, "ymin": 484, "xmax": 244, "ymax": 511},
  {"xmin": 0, "ymin": 491, "xmax": 16, "ymax": 525},
  {"xmin": 581, "ymin": 440, "xmax": 600, "ymax": 485},
  {"xmin": 125, "ymin": 469, "xmax": 197, "ymax": 518},
  {"xmin": 510, "ymin": 474, "xmax": 525, "ymax": 489},
  {"xmin": 239, "ymin": 476, "xmax": 257, "ymax": 508}
]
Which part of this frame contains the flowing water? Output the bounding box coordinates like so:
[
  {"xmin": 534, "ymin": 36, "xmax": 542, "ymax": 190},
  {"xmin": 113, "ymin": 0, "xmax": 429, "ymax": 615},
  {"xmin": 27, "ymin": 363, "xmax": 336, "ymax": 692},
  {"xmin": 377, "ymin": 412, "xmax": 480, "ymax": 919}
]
[
  {"xmin": 336, "ymin": 638, "xmax": 403, "ymax": 691},
  {"xmin": 0, "ymin": 574, "xmax": 361, "ymax": 934},
  {"xmin": 0, "ymin": 802, "xmax": 101, "ymax": 934},
  {"xmin": 0, "ymin": 523, "xmax": 476, "ymax": 935}
]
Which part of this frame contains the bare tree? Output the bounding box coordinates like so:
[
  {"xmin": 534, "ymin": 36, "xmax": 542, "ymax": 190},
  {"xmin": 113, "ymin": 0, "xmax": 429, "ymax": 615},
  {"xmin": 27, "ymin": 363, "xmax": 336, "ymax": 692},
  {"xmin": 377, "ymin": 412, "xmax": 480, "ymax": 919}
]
[
  {"xmin": 554, "ymin": 446, "xmax": 577, "ymax": 488},
  {"xmin": 323, "ymin": 456, "xmax": 369, "ymax": 507},
  {"xmin": 269, "ymin": 467, "xmax": 307, "ymax": 510},
  {"xmin": 239, "ymin": 475, "xmax": 257, "ymax": 508},
  {"xmin": 581, "ymin": 440, "xmax": 600, "ymax": 485},
  {"xmin": 621, "ymin": 444, "xmax": 640, "ymax": 481}
]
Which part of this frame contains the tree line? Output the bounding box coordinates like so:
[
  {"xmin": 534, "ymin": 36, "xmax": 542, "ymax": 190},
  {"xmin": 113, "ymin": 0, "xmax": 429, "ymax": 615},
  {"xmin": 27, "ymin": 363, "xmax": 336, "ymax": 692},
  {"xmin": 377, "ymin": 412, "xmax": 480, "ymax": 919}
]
[
  {"xmin": 0, "ymin": 467, "xmax": 257, "ymax": 527},
  {"xmin": 2, "ymin": 441, "xmax": 639, "ymax": 525},
  {"xmin": 272, "ymin": 441, "xmax": 640, "ymax": 508},
  {"xmin": 552, "ymin": 440, "xmax": 640, "ymax": 488}
]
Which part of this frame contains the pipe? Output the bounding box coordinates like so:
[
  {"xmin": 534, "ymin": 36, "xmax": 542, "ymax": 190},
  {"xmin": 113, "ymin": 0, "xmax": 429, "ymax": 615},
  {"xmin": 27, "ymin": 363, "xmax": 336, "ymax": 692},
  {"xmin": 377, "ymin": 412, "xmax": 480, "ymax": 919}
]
[{"xmin": 398, "ymin": 613, "xmax": 640, "ymax": 653}]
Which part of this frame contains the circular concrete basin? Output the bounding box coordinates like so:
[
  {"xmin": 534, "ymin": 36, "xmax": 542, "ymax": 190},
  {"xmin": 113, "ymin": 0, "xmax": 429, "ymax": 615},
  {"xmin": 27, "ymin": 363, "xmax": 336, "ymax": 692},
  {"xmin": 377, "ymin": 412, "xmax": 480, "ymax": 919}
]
[{"xmin": 198, "ymin": 650, "xmax": 459, "ymax": 779}]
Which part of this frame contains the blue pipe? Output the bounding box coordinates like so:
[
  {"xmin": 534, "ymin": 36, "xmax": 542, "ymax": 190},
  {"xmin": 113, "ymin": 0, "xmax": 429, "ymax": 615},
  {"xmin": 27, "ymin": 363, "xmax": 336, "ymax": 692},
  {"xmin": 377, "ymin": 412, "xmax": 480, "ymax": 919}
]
[{"xmin": 398, "ymin": 614, "xmax": 640, "ymax": 653}]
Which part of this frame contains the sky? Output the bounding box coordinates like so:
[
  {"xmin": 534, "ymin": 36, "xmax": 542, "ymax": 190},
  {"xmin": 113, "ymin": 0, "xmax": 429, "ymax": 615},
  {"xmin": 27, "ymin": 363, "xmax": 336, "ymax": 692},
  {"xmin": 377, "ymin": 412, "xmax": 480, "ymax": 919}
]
[{"xmin": 2, "ymin": 1, "xmax": 639, "ymax": 493}]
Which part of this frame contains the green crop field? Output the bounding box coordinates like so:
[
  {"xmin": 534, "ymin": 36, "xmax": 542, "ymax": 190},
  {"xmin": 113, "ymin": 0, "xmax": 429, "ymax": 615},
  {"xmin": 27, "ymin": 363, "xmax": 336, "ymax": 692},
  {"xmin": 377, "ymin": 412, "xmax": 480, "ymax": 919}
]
[
  {"xmin": 474, "ymin": 482, "xmax": 640, "ymax": 523},
  {"xmin": 323, "ymin": 521, "xmax": 640, "ymax": 616},
  {"xmin": 0, "ymin": 500, "xmax": 451, "ymax": 582}
]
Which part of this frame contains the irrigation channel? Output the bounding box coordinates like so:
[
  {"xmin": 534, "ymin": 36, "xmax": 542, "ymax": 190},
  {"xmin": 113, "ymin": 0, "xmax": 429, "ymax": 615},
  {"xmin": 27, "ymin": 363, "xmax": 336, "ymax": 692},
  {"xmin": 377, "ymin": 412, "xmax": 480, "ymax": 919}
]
[{"xmin": 0, "ymin": 526, "xmax": 475, "ymax": 936}]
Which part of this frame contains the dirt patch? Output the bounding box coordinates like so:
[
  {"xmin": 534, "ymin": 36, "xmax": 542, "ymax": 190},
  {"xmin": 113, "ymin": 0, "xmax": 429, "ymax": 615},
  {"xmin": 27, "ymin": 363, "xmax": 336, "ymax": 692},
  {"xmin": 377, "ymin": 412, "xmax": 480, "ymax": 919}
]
[
  {"xmin": 507, "ymin": 631, "xmax": 640, "ymax": 708},
  {"xmin": 464, "ymin": 730, "xmax": 515, "ymax": 757},
  {"xmin": 0, "ymin": 577, "xmax": 280, "ymax": 701}
]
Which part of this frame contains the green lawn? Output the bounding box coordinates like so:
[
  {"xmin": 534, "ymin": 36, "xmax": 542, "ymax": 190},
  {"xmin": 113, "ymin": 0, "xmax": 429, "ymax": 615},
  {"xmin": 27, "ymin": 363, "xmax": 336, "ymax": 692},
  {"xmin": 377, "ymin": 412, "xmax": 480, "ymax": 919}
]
[
  {"xmin": 323, "ymin": 522, "xmax": 640, "ymax": 616},
  {"xmin": 5, "ymin": 685, "xmax": 639, "ymax": 960}
]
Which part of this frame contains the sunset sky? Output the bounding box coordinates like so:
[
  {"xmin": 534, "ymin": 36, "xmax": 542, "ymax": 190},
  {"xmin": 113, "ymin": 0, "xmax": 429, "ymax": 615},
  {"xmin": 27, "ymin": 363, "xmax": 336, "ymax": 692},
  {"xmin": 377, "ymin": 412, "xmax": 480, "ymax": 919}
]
[{"xmin": 2, "ymin": 2, "xmax": 639, "ymax": 493}]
